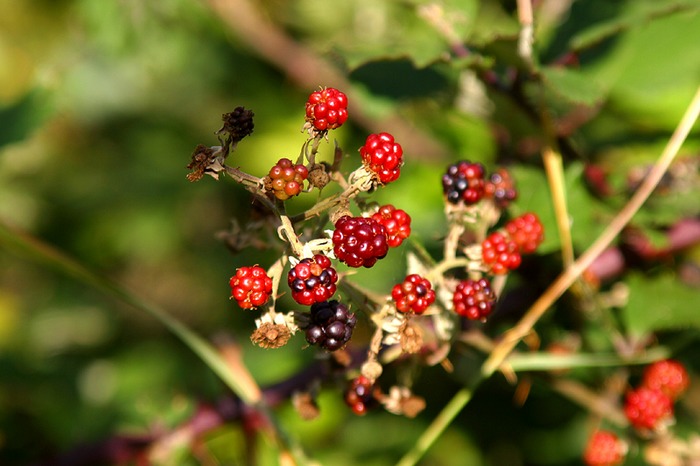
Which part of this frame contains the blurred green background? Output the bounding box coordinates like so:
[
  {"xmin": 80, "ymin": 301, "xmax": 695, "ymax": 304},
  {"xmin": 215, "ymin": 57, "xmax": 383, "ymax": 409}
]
[{"xmin": 1, "ymin": 0, "xmax": 699, "ymax": 465}]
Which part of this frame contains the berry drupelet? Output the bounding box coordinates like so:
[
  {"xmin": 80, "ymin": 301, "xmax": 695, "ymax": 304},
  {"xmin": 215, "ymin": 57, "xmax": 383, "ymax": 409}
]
[
  {"xmin": 442, "ymin": 160, "xmax": 486, "ymax": 205},
  {"xmin": 305, "ymin": 87, "xmax": 348, "ymax": 131},
  {"xmin": 303, "ymin": 300, "xmax": 357, "ymax": 351},
  {"xmin": 452, "ymin": 278, "xmax": 496, "ymax": 321},
  {"xmin": 359, "ymin": 132, "xmax": 403, "ymax": 184},
  {"xmin": 229, "ymin": 265, "xmax": 273, "ymax": 309},
  {"xmin": 333, "ymin": 215, "xmax": 389, "ymax": 268},
  {"xmin": 288, "ymin": 254, "xmax": 338, "ymax": 306},
  {"xmin": 371, "ymin": 204, "xmax": 411, "ymax": 248},
  {"xmin": 392, "ymin": 274, "xmax": 436, "ymax": 314}
]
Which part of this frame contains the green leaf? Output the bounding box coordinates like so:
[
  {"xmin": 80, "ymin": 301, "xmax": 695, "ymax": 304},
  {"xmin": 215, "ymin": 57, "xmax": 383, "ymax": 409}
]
[
  {"xmin": 622, "ymin": 272, "xmax": 700, "ymax": 335},
  {"xmin": 540, "ymin": 66, "xmax": 606, "ymax": 106}
]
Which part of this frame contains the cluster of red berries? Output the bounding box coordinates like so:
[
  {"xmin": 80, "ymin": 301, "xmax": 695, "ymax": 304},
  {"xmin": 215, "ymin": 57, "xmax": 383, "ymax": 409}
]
[
  {"xmin": 302, "ymin": 300, "xmax": 357, "ymax": 352},
  {"xmin": 287, "ymin": 254, "xmax": 338, "ymax": 306},
  {"xmin": 481, "ymin": 213, "xmax": 544, "ymax": 275},
  {"xmin": 441, "ymin": 161, "xmax": 519, "ymax": 208},
  {"xmin": 452, "ymin": 278, "xmax": 496, "ymax": 321},
  {"xmin": 392, "ymin": 274, "xmax": 436, "ymax": 314},
  {"xmin": 583, "ymin": 360, "xmax": 690, "ymax": 465},
  {"xmin": 332, "ymin": 215, "xmax": 389, "ymax": 268},
  {"xmin": 370, "ymin": 204, "xmax": 411, "ymax": 248},
  {"xmin": 360, "ymin": 132, "xmax": 404, "ymax": 185},
  {"xmin": 582, "ymin": 430, "xmax": 626, "ymax": 466},
  {"xmin": 623, "ymin": 359, "xmax": 689, "ymax": 432},
  {"xmin": 229, "ymin": 265, "xmax": 273, "ymax": 309},
  {"xmin": 344, "ymin": 375, "xmax": 377, "ymax": 415},
  {"xmin": 267, "ymin": 157, "xmax": 309, "ymax": 201},
  {"xmin": 305, "ymin": 87, "xmax": 349, "ymax": 131}
]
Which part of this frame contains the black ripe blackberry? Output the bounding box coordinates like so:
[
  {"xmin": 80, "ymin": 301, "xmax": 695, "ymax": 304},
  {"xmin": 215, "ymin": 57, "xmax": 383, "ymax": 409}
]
[
  {"xmin": 442, "ymin": 161, "xmax": 486, "ymax": 205},
  {"xmin": 303, "ymin": 300, "xmax": 357, "ymax": 351}
]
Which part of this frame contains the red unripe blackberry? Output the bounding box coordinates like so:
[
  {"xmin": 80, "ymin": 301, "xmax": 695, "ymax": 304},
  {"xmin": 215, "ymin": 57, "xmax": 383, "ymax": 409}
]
[
  {"xmin": 287, "ymin": 254, "xmax": 338, "ymax": 306},
  {"xmin": 452, "ymin": 278, "xmax": 496, "ymax": 321},
  {"xmin": 302, "ymin": 300, "xmax": 357, "ymax": 351},
  {"xmin": 370, "ymin": 204, "xmax": 411, "ymax": 248},
  {"xmin": 641, "ymin": 359, "xmax": 690, "ymax": 400},
  {"xmin": 391, "ymin": 274, "xmax": 436, "ymax": 314},
  {"xmin": 344, "ymin": 375, "xmax": 377, "ymax": 415},
  {"xmin": 305, "ymin": 87, "xmax": 348, "ymax": 131},
  {"xmin": 268, "ymin": 158, "xmax": 309, "ymax": 200},
  {"xmin": 229, "ymin": 265, "xmax": 273, "ymax": 309},
  {"xmin": 332, "ymin": 215, "xmax": 389, "ymax": 268},
  {"xmin": 359, "ymin": 132, "xmax": 403, "ymax": 185},
  {"xmin": 481, "ymin": 231, "xmax": 521, "ymax": 275},
  {"xmin": 582, "ymin": 430, "xmax": 626, "ymax": 466},
  {"xmin": 484, "ymin": 168, "xmax": 517, "ymax": 207},
  {"xmin": 442, "ymin": 160, "xmax": 486, "ymax": 205},
  {"xmin": 623, "ymin": 386, "xmax": 674, "ymax": 431},
  {"xmin": 505, "ymin": 213, "xmax": 544, "ymax": 254}
]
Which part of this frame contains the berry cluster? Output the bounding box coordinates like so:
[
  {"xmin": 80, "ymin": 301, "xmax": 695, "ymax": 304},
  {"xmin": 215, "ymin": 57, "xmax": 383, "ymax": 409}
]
[
  {"xmin": 442, "ymin": 161, "xmax": 486, "ymax": 205},
  {"xmin": 360, "ymin": 132, "xmax": 404, "ymax": 185},
  {"xmin": 344, "ymin": 375, "xmax": 377, "ymax": 415},
  {"xmin": 623, "ymin": 386, "xmax": 674, "ymax": 431},
  {"xmin": 229, "ymin": 266, "xmax": 273, "ymax": 309},
  {"xmin": 332, "ymin": 215, "xmax": 389, "ymax": 268},
  {"xmin": 266, "ymin": 157, "xmax": 309, "ymax": 201},
  {"xmin": 622, "ymin": 359, "xmax": 690, "ymax": 432},
  {"xmin": 641, "ymin": 359, "xmax": 689, "ymax": 400},
  {"xmin": 288, "ymin": 254, "xmax": 338, "ymax": 306},
  {"xmin": 582, "ymin": 430, "xmax": 626, "ymax": 466},
  {"xmin": 452, "ymin": 278, "xmax": 496, "ymax": 321},
  {"xmin": 505, "ymin": 213, "xmax": 544, "ymax": 254},
  {"xmin": 481, "ymin": 231, "xmax": 522, "ymax": 275},
  {"xmin": 484, "ymin": 168, "xmax": 517, "ymax": 207},
  {"xmin": 302, "ymin": 300, "xmax": 357, "ymax": 351},
  {"xmin": 305, "ymin": 87, "xmax": 349, "ymax": 131},
  {"xmin": 392, "ymin": 274, "xmax": 436, "ymax": 314},
  {"xmin": 370, "ymin": 204, "xmax": 411, "ymax": 248}
]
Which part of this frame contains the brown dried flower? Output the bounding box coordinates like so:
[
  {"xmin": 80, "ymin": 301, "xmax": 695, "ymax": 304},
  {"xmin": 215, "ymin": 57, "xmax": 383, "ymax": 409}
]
[
  {"xmin": 251, "ymin": 322, "xmax": 292, "ymax": 349},
  {"xmin": 400, "ymin": 320, "xmax": 423, "ymax": 354}
]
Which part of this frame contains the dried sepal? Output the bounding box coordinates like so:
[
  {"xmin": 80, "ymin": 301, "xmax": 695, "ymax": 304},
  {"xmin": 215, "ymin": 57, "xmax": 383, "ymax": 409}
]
[
  {"xmin": 292, "ymin": 391, "xmax": 320, "ymax": 421},
  {"xmin": 251, "ymin": 311, "xmax": 298, "ymax": 349},
  {"xmin": 380, "ymin": 386, "xmax": 426, "ymax": 418}
]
